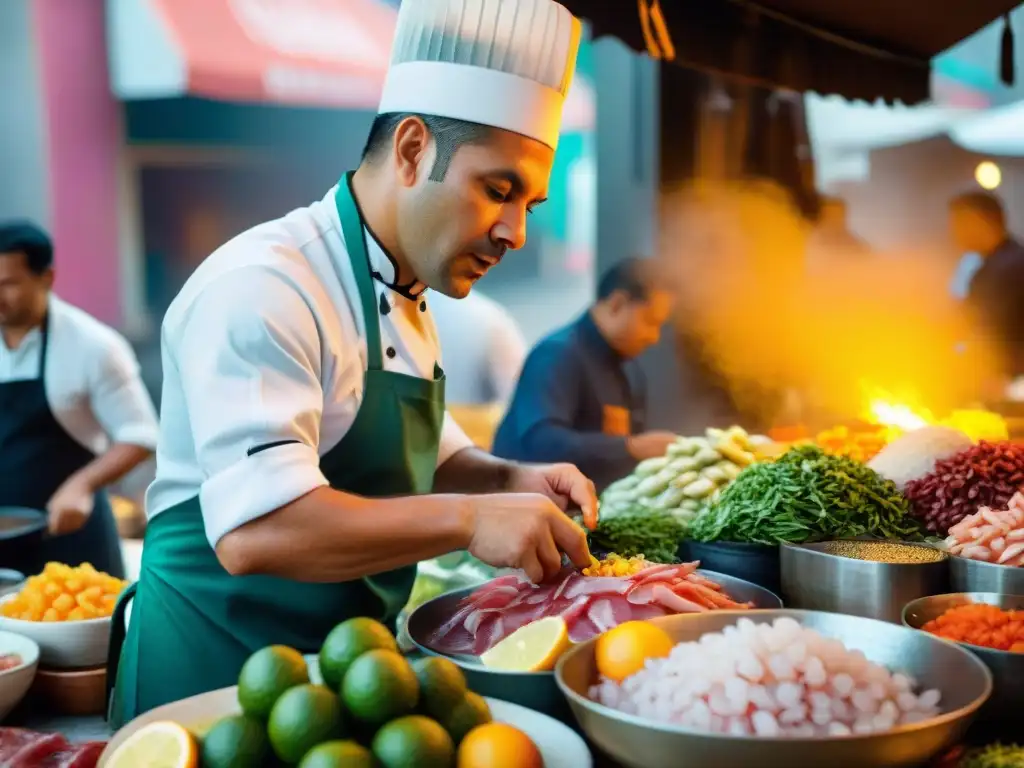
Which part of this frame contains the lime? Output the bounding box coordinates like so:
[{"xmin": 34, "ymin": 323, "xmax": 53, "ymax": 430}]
[
  {"xmin": 267, "ymin": 684, "xmax": 346, "ymax": 764},
  {"xmin": 372, "ymin": 715, "xmax": 454, "ymax": 768},
  {"xmin": 200, "ymin": 714, "xmax": 270, "ymax": 768},
  {"xmin": 341, "ymin": 650, "xmax": 419, "ymax": 726},
  {"xmin": 412, "ymin": 657, "xmax": 467, "ymax": 719},
  {"xmin": 237, "ymin": 645, "xmax": 310, "ymax": 720},
  {"xmin": 298, "ymin": 740, "xmax": 376, "ymax": 768},
  {"xmin": 319, "ymin": 618, "xmax": 398, "ymax": 690},
  {"xmin": 443, "ymin": 692, "xmax": 492, "ymax": 744}
]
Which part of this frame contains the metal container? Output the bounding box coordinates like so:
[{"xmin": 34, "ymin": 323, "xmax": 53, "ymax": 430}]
[
  {"xmin": 781, "ymin": 541, "xmax": 950, "ymax": 623},
  {"xmin": 406, "ymin": 570, "xmax": 782, "ymax": 721},
  {"xmin": 949, "ymin": 554, "xmax": 1024, "ymax": 595},
  {"xmin": 682, "ymin": 541, "xmax": 781, "ymax": 595},
  {"xmin": 0, "ymin": 508, "xmax": 46, "ymax": 574},
  {"xmin": 0, "ymin": 570, "xmax": 24, "ymax": 599},
  {"xmin": 556, "ymin": 609, "xmax": 992, "ymax": 768},
  {"xmin": 903, "ymin": 592, "xmax": 1024, "ymax": 719}
]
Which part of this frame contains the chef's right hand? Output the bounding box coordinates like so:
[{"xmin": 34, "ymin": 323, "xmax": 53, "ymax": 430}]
[
  {"xmin": 626, "ymin": 430, "xmax": 678, "ymax": 460},
  {"xmin": 467, "ymin": 493, "xmax": 591, "ymax": 584}
]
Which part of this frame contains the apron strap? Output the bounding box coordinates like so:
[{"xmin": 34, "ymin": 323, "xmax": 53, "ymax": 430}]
[
  {"xmin": 105, "ymin": 580, "xmax": 137, "ymax": 722},
  {"xmin": 37, "ymin": 311, "xmax": 50, "ymax": 380},
  {"xmin": 334, "ymin": 174, "xmax": 384, "ymax": 373}
]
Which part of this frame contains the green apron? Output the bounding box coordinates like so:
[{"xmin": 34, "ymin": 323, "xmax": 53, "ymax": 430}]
[{"xmin": 107, "ymin": 174, "xmax": 445, "ymax": 727}]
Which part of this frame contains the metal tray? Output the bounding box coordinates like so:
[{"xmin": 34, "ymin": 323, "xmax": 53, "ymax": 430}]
[{"xmin": 406, "ymin": 570, "xmax": 783, "ymax": 721}]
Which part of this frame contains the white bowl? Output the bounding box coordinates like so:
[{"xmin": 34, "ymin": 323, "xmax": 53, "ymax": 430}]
[
  {"xmin": 0, "ymin": 594, "xmax": 111, "ymax": 668},
  {"xmin": 0, "ymin": 630, "xmax": 39, "ymax": 720}
]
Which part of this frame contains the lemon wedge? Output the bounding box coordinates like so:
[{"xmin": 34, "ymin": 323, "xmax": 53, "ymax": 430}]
[
  {"xmin": 480, "ymin": 616, "xmax": 571, "ymax": 672},
  {"xmin": 106, "ymin": 720, "xmax": 199, "ymax": 768}
]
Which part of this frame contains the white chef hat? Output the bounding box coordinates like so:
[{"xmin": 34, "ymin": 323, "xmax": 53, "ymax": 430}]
[{"xmin": 378, "ymin": 0, "xmax": 582, "ymax": 151}]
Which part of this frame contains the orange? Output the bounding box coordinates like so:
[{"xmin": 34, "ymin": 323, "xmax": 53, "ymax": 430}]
[
  {"xmin": 594, "ymin": 620, "xmax": 673, "ymax": 683},
  {"xmin": 457, "ymin": 723, "xmax": 542, "ymax": 768}
]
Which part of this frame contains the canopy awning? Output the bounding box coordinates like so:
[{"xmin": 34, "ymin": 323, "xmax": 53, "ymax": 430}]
[
  {"xmin": 563, "ymin": 0, "xmax": 1022, "ymax": 104},
  {"xmin": 106, "ymin": 0, "xmax": 595, "ymax": 131}
]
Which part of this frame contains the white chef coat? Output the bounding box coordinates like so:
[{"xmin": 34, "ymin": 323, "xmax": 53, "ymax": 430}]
[
  {"xmin": 429, "ymin": 290, "xmax": 526, "ymax": 405},
  {"xmin": 0, "ymin": 294, "xmax": 159, "ymax": 455},
  {"xmin": 146, "ymin": 185, "xmax": 475, "ymax": 548}
]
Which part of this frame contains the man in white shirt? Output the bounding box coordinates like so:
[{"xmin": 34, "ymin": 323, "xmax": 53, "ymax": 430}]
[
  {"xmin": 0, "ymin": 222, "xmax": 158, "ymax": 578},
  {"xmin": 109, "ymin": 0, "xmax": 597, "ymax": 723}
]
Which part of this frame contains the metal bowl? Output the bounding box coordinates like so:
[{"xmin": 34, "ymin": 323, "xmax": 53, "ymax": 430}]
[
  {"xmin": 949, "ymin": 554, "xmax": 1024, "ymax": 595},
  {"xmin": 903, "ymin": 592, "xmax": 1024, "ymax": 717},
  {"xmin": 556, "ymin": 609, "xmax": 992, "ymax": 768},
  {"xmin": 781, "ymin": 541, "xmax": 950, "ymax": 623},
  {"xmin": 406, "ymin": 570, "xmax": 783, "ymax": 721}
]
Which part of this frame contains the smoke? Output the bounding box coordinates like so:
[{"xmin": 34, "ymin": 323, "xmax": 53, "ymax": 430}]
[{"xmin": 656, "ymin": 180, "xmax": 999, "ymax": 428}]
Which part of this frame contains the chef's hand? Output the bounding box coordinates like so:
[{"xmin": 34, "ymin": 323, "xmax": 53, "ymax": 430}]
[
  {"xmin": 467, "ymin": 493, "xmax": 591, "ymax": 584},
  {"xmin": 506, "ymin": 463, "xmax": 599, "ymax": 530},
  {"xmin": 626, "ymin": 431, "xmax": 678, "ymax": 461},
  {"xmin": 46, "ymin": 477, "xmax": 95, "ymax": 535}
]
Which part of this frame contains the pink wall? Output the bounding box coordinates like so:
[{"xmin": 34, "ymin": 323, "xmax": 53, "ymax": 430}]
[{"xmin": 31, "ymin": 0, "xmax": 122, "ymax": 327}]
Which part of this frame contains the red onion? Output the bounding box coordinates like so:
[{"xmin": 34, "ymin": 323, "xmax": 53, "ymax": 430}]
[{"xmin": 903, "ymin": 441, "xmax": 1024, "ymax": 534}]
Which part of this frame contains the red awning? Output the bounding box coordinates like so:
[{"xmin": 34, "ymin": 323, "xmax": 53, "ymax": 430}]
[{"xmin": 107, "ymin": 0, "xmax": 595, "ymax": 129}]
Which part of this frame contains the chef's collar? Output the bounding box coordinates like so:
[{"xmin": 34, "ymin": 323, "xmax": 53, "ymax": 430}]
[
  {"xmin": 341, "ymin": 178, "xmax": 427, "ymax": 301},
  {"xmin": 362, "ymin": 227, "xmax": 427, "ymax": 300}
]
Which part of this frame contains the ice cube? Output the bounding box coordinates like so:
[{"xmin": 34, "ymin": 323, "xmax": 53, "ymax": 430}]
[
  {"xmin": 851, "ymin": 688, "xmax": 878, "ymax": 714},
  {"xmin": 917, "ymin": 689, "xmax": 941, "ymax": 710},
  {"xmin": 803, "ymin": 656, "xmax": 827, "ymax": 687},
  {"xmin": 768, "ymin": 653, "xmax": 797, "ymax": 682},
  {"xmin": 752, "ymin": 710, "xmax": 781, "ymax": 737},
  {"xmin": 831, "ymin": 673, "xmax": 855, "ymax": 698}
]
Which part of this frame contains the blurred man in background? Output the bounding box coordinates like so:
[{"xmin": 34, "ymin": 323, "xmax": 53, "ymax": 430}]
[
  {"xmin": 0, "ymin": 223, "xmax": 158, "ymax": 577},
  {"xmin": 950, "ymin": 191, "xmax": 1024, "ymax": 392},
  {"xmin": 492, "ymin": 258, "xmax": 676, "ymax": 492}
]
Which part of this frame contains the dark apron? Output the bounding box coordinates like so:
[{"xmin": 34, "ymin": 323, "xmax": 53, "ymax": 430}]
[
  {"xmin": 107, "ymin": 174, "xmax": 446, "ymax": 727},
  {"xmin": 0, "ymin": 312, "xmax": 124, "ymax": 578}
]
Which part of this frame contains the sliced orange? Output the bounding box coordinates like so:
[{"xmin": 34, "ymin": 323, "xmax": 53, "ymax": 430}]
[
  {"xmin": 480, "ymin": 616, "xmax": 570, "ymax": 672},
  {"xmin": 106, "ymin": 720, "xmax": 198, "ymax": 768}
]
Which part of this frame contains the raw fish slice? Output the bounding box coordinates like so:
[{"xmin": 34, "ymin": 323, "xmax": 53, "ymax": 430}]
[
  {"xmin": 3, "ymin": 732, "xmax": 70, "ymax": 767},
  {"xmin": 685, "ymin": 573, "xmax": 724, "ymax": 590},
  {"xmin": 651, "ymin": 583, "xmax": 708, "ymax": 613},
  {"xmin": 627, "ymin": 603, "xmax": 672, "ymax": 622},
  {"xmin": 557, "ymin": 595, "xmax": 593, "ymax": 625},
  {"xmin": 678, "ymin": 581, "xmax": 747, "ymax": 609},
  {"xmin": 38, "ymin": 742, "xmax": 105, "ymax": 768},
  {"xmin": 635, "ymin": 562, "xmax": 696, "ymax": 580},
  {"xmin": 472, "ymin": 615, "xmax": 508, "ymax": 656},
  {"xmin": 569, "ymin": 615, "xmax": 601, "ymax": 643},
  {"xmin": 550, "ymin": 570, "xmax": 577, "ymax": 601},
  {"xmin": 588, "ymin": 596, "xmax": 635, "ymax": 634},
  {"xmin": 564, "ymin": 576, "xmax": 632, "ymax": 599},
  {"xmin": 625, "ymin": 582, "xmax": 661, "ymax": 605},
  {"xmin": 428, "ymin": 601, "xmax": 479, "ymax": 645},
  {"xmin": 588, "ymin": 598, "xmax": 619, "ymax": 634}
]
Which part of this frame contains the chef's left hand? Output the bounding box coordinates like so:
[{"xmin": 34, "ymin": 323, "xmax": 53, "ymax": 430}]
[
  {"xmin": 507, "ymin": 463, "xmax": 599, "ymax": 530},
  {"xmin": 46, "ymin": 477, "xmax": 95, "ymax": 535}
]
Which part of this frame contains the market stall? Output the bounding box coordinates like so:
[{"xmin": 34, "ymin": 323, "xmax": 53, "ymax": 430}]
[{"xmin": 3, "ymin": 415, "xmax": 1024, "ymax": 765}]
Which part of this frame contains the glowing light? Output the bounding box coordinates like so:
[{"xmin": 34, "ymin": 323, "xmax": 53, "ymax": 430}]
[{"xmin": 975, "ymin": 161, "xmax": 1001, "ymax": 190}]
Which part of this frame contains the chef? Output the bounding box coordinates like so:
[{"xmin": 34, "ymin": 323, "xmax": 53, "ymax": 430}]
[
  {"xmin": 492, "ymin": 258, "xmax": 677, "ymax": 492},
  {"xmin": 0, "ymin": 222, "xmax": 158, "ymax": 578},
  {"xmin": 108, "ymin": 0, "xmax": 596, "ymax": 724}
]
